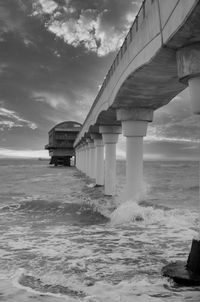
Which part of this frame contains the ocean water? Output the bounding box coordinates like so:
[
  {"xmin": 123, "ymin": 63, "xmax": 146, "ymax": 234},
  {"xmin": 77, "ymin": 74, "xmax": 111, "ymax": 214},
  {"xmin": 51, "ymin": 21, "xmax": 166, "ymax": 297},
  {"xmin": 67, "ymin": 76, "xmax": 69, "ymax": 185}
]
[{"xmin": 0, "ymin": 158, "xmax": 200, "ymax": 301}]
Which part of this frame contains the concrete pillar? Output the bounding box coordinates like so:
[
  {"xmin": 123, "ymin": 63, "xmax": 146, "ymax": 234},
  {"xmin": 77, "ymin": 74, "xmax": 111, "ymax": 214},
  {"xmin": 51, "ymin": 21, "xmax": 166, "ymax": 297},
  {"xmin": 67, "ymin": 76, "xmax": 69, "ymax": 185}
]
[
  {"xmin": 78, "ymin": 149, "xmax": 80, "ymax": 170},
  {"xmin": 91, "ymin": 134, "xmax": 104, "ymax": 186},
  {"xmin": 82, "ymin": 145, "xmax": 86, "ymax": 174},
  {"xmin": 79, "ymin": 146, "xmax": 83, "ymax": 172},
  {"xmin": 99, "ymin": 126, "xmax": 121, "ymax": 195},
  {"xmin": 117, "ymin": 108, "xmax": 153, "ymax": 201},
  {"xmin": 76, "ymin": 147, "xmax": 80, "ymax": 170},
  {"xmin": 85, "ymin": 143, "xmax": 90, "ymax": 177},
  {"xmin": 88, "ymin": 141, "xmax": 95, "ymax": 179},
  {"xmin": 177, "ymin": 43, "xmax": 200, "ymax": 113}
]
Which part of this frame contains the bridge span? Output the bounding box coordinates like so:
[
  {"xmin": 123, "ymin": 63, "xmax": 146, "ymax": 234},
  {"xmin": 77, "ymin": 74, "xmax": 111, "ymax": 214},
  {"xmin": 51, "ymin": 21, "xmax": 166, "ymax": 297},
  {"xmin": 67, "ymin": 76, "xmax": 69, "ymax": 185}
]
[{"xmin": 74, "ymin": 0, "xmax": 200, "ymax": 199}]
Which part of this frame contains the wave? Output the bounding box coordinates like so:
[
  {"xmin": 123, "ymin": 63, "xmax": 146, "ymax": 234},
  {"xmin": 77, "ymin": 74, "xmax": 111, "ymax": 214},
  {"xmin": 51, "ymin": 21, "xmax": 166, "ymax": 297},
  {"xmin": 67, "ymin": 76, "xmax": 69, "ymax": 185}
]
[
  {"xmin": 110, "ymin": 199, "xmax": 197, "ymax": 228},
  {"xmin": 0, "ymin": 204, "xmax": 21, "ymax": 212},
  {"xmin": 0, "ymin": 198, "xmax": 109, "ymax": 225}
]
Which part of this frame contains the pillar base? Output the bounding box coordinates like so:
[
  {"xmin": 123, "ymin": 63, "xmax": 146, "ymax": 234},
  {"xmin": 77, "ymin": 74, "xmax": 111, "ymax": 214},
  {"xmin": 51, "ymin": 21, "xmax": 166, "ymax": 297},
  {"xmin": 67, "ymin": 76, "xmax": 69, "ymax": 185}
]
[{"xmin": 162, "ymin": 239, "xmax": 200, "ymax": 286}]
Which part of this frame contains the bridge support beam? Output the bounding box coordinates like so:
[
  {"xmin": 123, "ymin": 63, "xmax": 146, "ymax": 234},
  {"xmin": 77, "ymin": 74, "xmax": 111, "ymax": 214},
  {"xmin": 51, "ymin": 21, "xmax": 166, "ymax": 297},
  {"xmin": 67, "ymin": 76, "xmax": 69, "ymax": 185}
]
[
  {"xmin": 91, "ymin": 134, "xmax": 104, "ymax": 186},
  {"xmin": 99, "ymin": 126, "xmax": 121, "ymax": 196},
  {"xmin": 117, "ymin": 109, "xmax": 153, "ymax": 201}
]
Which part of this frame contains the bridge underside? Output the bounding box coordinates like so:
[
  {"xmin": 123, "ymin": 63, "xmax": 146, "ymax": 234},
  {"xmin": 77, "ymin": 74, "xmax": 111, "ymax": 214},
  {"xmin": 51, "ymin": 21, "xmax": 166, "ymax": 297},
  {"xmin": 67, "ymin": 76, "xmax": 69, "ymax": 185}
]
[
  {"xmin": 75, "ymin": 0, "xmax": 200, "ymax": 283},
  {"xmin": 75, "ymin": 0, "xmax": 200, "ymax": 195},
  {"xmin": 91, "ymin": 2, "xmax": 200, "ymax": 128}
]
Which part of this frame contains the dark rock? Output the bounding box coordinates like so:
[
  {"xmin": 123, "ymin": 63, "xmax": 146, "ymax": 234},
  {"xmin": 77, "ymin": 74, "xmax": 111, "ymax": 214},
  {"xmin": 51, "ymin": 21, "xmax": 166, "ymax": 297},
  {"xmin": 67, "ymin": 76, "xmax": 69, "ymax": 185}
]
[
  {"xmin": 187, "ymin": 239, "xmax": 200, "ymax": 274},
  {"xmin": 162, "ymin": 240, "xmax": 200, "ymax": 286}
]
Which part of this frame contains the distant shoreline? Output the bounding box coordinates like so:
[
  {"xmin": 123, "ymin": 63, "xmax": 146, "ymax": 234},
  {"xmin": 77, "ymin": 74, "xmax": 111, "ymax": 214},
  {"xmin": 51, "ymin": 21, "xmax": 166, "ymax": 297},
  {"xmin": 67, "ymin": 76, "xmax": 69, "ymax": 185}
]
[{"xmin": 0, "ymin": 157, "xmax": 199, "ymax": 162}]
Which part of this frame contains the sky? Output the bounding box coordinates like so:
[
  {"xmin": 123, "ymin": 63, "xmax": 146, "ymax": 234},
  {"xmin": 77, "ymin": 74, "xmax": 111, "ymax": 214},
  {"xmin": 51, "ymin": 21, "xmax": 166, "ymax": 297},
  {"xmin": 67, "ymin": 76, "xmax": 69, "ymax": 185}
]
[{"xmin": 0, "ymin": 0, "xmax": 200, "ymax": 160}]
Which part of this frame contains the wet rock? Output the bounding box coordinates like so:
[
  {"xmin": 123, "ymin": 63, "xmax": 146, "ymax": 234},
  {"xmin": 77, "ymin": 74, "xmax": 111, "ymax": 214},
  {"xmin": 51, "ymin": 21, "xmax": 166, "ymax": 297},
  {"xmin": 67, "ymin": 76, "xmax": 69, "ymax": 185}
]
[{"xmin": 162, "ymin": 240, "xmax": 200, "ymax": 286}]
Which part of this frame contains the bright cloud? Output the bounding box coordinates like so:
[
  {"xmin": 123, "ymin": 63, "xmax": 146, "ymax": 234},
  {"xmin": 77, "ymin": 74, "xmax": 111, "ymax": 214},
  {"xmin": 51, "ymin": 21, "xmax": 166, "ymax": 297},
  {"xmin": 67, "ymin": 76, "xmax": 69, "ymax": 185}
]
[
  {"xmin": 32, "ymin": 1, "xmax": 137, "ymax": 56},
  {"xmin": 0, "ymin": 148, "xmax": 49, "ymax": 158},
  {"xmin": 48, "ymin": 12, "xmax": 127, "ymax": 56},
  {"xmin": 145, "ymin": 135, "xmax": 200, "ymax": 144},
  {"xmin": 33, "ymin": 92, "xmax": 70, "ymax": 110},
  {"xmin": 0, "ymin": 107, "xmax": 37, "ymax": 130},
  {"xmin": 32, "ymin": 0, "xmax": 58, "ymax": 15},
  {"xmin": 48, "ymin": 12, "xmax": 98, "ymax": 53}
]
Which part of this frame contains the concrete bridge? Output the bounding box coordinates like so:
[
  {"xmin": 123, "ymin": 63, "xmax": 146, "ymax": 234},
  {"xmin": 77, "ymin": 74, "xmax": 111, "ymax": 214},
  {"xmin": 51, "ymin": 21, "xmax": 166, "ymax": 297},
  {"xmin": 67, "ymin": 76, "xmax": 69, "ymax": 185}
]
[{"xmin": 74, "ymin": 0, "xmax": 200, "ymax": 199}]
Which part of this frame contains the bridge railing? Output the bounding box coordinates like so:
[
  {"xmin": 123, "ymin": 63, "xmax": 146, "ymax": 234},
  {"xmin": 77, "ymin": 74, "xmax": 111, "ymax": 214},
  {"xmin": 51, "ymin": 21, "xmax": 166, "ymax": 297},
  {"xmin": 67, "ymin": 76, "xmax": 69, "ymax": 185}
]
[
  {"xmin": 76, "ymin": 0, "xmax": 149, "ymax": 143},
  {"xmin": 102, "ymin": 0, "xmax": 148, "ymax": 91}
]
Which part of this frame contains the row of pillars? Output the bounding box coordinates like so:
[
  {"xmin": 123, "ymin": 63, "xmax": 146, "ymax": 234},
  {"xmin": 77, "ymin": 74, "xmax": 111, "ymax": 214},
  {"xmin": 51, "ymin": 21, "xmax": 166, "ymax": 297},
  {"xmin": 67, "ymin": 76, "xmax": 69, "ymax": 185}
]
[
  {"xmin": 76, "ymin": 43, "xmax": 200, "ymax": 200},
  {"xmin": 76, "ymin": 109, "xmax": 153, "ymax": 199}
]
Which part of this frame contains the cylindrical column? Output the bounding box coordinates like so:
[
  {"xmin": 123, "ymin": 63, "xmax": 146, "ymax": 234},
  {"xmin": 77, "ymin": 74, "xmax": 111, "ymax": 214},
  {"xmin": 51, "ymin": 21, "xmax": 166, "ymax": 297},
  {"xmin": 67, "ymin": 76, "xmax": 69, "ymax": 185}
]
[
  {"xmin": 177, "ymin": 43, "xmax": 200, "ymax": 113},
  {"xmin": 85, "ymin": 143, "xmax": 90, "ymax": 177},
  {"xmin": 123, "ymin": 121, "xmax": 148, "ymax": 200},
  {"xmin": 95, "ymin": 139, "xmax": 104, "ymax": 186},
  {"xmin": 76, "ymin": 147, "xmax": 80, "ymax": 170},
  {"xmin": 117, "ymin": 109, "xmax": 153, "ymax": 201},
  {"xmin": 78, "ymin": 149, "xmax": 81, "ymax": 170},
  {"xmin": 88, "ymin": 141, "xmax": 95, "ymax": 179},
  {"xmin": 99, "ymin": 126, "xmax": 121, "ymax": 195},
  {"xmin": 91, "ymin": 134, "xmax": 104, "ymax": 186},
  {"xmin": 105, "ymin": 142, "xmax": 116, "ymax": 195},
  {"xmin": 80, "ymin": 146, "xmax": 83, "ymax": 172},
  {"xmin": 188, "ymin": 77, "xmax": 200, "ymax": 114},
  {"xmin": 82, "ymin": 145, "xmax": 86, "ymax": 174}
]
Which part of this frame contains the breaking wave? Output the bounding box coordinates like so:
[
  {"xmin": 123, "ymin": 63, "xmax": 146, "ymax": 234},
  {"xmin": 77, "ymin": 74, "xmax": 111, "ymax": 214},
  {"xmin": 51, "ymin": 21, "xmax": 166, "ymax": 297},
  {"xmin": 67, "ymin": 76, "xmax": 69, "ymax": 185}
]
[{"xmin": 110, "ymin": 199, "xmax": 198, "ymax": 229}]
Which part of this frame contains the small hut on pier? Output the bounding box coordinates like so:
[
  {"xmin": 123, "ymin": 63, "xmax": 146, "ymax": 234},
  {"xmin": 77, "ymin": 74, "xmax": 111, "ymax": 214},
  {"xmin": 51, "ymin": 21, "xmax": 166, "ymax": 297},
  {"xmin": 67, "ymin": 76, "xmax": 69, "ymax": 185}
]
[{"xmin": 45, "ymin": 121, "xmax": 82, "ymax": 166}]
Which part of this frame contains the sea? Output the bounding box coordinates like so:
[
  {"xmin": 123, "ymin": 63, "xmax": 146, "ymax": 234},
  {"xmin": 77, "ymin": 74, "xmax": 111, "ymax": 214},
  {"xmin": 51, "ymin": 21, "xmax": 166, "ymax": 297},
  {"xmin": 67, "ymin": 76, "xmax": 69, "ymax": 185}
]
[{"xmin": 0, "ymin": 158, "xmax": 200, "ymax": 302}]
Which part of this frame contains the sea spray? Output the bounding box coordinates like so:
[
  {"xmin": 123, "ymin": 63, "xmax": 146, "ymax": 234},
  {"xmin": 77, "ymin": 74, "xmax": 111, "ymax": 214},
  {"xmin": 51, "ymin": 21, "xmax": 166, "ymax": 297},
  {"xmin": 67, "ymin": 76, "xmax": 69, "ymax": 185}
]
[
  {"xmin": 117, "ymin": 180, "xmax": 150, "ymax": 203},
  {"xmin": 110, "ymin": 199, "xmax": 198, "ymax": 230}
]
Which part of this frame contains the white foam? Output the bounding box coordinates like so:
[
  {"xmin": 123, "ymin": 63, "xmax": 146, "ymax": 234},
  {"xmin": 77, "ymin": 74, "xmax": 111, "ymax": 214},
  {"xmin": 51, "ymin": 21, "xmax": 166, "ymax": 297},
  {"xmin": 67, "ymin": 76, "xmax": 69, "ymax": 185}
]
[
  {"xmin": 86, "ymin": 184, "xmax": 95, "ymax": 188},
  {"xmin": 110, "ymin": 199, "xmax": 197, "ymax": 230},
  {"xmin": 83, "ymin": 278, "xmax": 167, "ymax": 302}
]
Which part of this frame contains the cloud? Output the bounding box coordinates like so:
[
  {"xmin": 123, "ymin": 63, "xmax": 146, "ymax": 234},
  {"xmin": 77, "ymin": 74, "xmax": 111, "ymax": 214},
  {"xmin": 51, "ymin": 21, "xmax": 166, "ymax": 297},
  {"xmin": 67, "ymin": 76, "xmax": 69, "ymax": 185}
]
[
  {"xmin": 0, "ymin": 148, "xmax": 49, "ymax": 158},
  {"xmin": 0, "ymin": 107, "xmax": 37, "ymax": 130},
  {"xmin": 33, "ymin": 92, "xmax": 70, "ymax": 110},
  {"xmin": 0, "ymin": 0, "xmax": 198, "ymax": 161},
  {"xmin": 47, "ymin": 10, "xmax": 124, "ymax": 56},
  {"xmin": 145, "ymin": 135, "xmax": 200, "ymax": 144},
  {"xmin": 32, "ymin": 0, "xmax": 142, "ymax": 56},
  {"xmin": 146, "ymin": 89, "xmax": 200, "ymax": 143},
  {"xmin": 33, "ymin": 0, "xmax": 58, "ymax": 15}
]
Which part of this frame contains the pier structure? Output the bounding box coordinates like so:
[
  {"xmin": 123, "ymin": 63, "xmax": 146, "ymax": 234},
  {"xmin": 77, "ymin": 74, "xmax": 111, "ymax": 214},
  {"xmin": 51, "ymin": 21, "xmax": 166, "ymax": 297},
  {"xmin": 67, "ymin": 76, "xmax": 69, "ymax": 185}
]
[
  {"xmin": 45, "ymin": 121, "xmax": 81, "ymax": 166},
  {"xmin": 73, "ymin": 0, "xmax": 200, "ymax": 285},
  {"xmin": 74, "ymin": 0, "xmax": 200, "ymax": 199}
]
